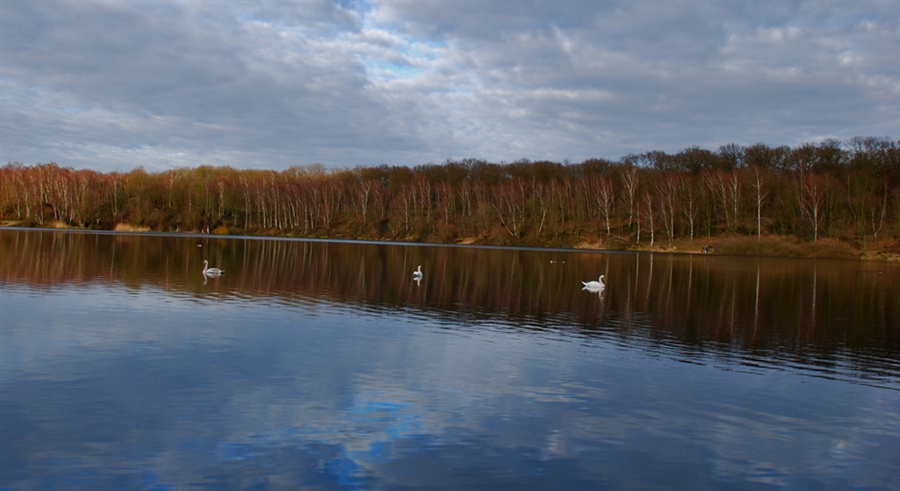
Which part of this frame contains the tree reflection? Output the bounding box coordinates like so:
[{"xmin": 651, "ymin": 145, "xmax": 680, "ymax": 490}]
[{"xmin": 2, "ymin": 229, "xmax": 898, "ymax": 379}]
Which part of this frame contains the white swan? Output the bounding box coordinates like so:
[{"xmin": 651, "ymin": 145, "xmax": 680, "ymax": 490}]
[
  {"xmin": 202, "ymin": 260, "xmax": 224, "ymax": 276},
  {"xmin": 582, "ymin": 274, "xmax": 605, "ymax": 290},
  {"xmin": 412, "ymin": 265, "xmax": 423, "ymax": 279}
]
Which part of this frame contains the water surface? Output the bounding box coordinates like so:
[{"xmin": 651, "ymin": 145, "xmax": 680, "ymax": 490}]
[{"xmin": 1, "ymin": 229, "xmax": 898, "ymax": 490}]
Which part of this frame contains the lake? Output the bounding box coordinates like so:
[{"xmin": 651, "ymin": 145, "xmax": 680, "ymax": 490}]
[{"xmin": 1, "ymin": 229, "xmax": 898, "ymax": 491}]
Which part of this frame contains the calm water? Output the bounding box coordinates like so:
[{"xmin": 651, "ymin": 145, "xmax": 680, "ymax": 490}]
[{"xmin": 1, "ymin": 229, "xmax": 898, "ymax": 491}]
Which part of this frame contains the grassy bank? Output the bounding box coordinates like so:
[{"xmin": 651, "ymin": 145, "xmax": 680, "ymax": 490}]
[
  {"xmin": 3, "ymin": 221, "xmax": 898, "ymax": 260},
  {"xmin": 596, "ymin": 234, "xmax": 900, "ymax": 260}
]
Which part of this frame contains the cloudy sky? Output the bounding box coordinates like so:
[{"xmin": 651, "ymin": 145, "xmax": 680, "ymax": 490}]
[{"xmin": 1, "ymin": 0, "xmax": 897, "ymax": 173}]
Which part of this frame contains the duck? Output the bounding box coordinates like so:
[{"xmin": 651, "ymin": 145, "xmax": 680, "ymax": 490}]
[
  {"xmin": 582, "ymin": 275, "xmax": 606, "ymax": 290},
  {"xmin": 413, "ymin": 265, "xmax": 423, "ymax": 279},
  {"xmin": 202, "ymin": 260, "xmax": 224, "ymax": 276}
]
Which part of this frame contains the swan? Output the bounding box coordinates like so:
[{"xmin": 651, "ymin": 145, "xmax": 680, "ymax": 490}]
[
  {"xmin": 202, "ymin": 260, "xmax": 224, "ymax": 276},
  {"xmin": 582, "ymin": 275, "xmax": 605, "ymax": 290},
  {"xmin": 413, "ymin": 265, "xmax": 423, "ymax": 279}
]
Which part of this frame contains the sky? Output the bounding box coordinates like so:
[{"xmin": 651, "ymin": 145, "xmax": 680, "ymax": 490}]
[{"xmin": 1, "ymin": 0, "xmax": 898, "ymax": 173}]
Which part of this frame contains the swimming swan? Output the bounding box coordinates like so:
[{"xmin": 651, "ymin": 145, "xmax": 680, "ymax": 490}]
[
  {"xmin": 413, "ymin": 265, "xmax": 423, "ymax": 279},
  {"xmin": 582, "ymin": 275, "xmax": 605, "ymax": 290},
  {"xmin": 202, "ymin": 260, "xmax": 224, "ymax": 276}
]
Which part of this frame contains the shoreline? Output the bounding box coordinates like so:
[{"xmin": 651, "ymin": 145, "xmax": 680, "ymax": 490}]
[{"xmin": 3, "ymin": 222, "xmax": 898, "ymax": 261}]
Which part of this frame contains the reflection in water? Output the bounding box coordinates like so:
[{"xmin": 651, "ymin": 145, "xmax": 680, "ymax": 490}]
[
  {"xmin": 2, "ymin": 228, "xmax": 896, "ymax": 386},
  {"xmin": 1, "ymin": 229, "xmax": 899, "ymax": 490}
]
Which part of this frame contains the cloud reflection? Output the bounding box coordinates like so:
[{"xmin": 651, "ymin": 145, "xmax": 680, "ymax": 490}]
[{"xmin": 2, "ymin": 231, "xmax": 899, "ymax": 489}]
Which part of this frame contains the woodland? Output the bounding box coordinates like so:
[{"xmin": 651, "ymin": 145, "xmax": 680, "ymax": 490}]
[{"xmin": 1, "ymin": 136, "xmax": 898, "ymax": 258}]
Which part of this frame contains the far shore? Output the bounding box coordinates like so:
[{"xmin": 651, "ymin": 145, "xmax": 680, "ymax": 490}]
[{"xmin": 3, "ymin": 221, "xmax": 898, "ymax": 261}]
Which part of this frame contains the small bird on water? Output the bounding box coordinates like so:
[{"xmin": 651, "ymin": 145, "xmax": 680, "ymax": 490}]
[{"xmin": 202, "ymin": 260, "xmax": 224, "ymax": 276}]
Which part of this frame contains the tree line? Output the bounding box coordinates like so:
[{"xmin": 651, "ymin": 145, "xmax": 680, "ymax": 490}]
[{"xmin": 1, "ymin": 136, "xmax": 897, "ymax": 249}]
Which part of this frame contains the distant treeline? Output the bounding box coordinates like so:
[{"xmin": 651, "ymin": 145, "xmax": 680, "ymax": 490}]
[{"xmin": 2, "ymin": 136, "xmax": 898, "ymax": 249}]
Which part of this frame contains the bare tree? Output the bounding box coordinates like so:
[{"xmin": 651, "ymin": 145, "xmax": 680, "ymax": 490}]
[
  {"xmin": 531, "ymin": 179, "xmax": 551, "ymax": 236},
  {"xmin": 657, "ymin": 174, "xmax": 680, "ymax": 245},
  {"xmin": 800, "ymin": 173, "xmax": 826, "ymax": 241},
  {"xmin": 593, "ymin": 175, "xmax": 615, "ymax": 237},
  {"xmin": 492, "ymin": 178, "xmax": 528, "ymax": 237},
  {"xmin": 728, "ymin": 169, "xmax": 741, "ymax": 231},
  {"xmin": 702, "ymin": 169, "xmax": 740, "ymax": 233},
  {"xmin": 436, "ymin": 180, "xmax": 455, "ymax": 224},
  {"xmin": 872, "ymin": 178, "xmax": 888, "ymax": 241},
  {"xmin": 397, "ymin": 183, "xmax": 415, "ymax": 232},
  {"xmin": 619, "ymin": 167, "xmax": 638, "ymax": 229},
  {"xmin": 680, "ymin": 179, "xmax": 699, "ymax": 241},
  {"xmin": 750, "ymin": 166, "xmax": 767, "ymax": 240},
  {"xmin": 640, "ymin": 191, "xmax": 656, "ymax": 247}
]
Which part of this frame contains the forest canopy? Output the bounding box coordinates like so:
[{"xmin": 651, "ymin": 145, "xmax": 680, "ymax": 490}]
[{"xmin": 2, "ymin": 137, "xmax": 898, "ymax": 254}]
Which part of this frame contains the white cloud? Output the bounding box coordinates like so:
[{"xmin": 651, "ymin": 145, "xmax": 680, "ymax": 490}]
[{"xmin": 1, "ymin": 0, "xmax": 896, "ymax": 172}]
